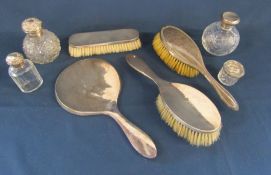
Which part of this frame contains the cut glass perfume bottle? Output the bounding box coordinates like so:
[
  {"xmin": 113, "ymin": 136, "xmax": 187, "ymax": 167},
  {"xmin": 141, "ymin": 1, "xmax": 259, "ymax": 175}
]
[
  {"xmin": 22, "ymin": 17, "xmax": 61, "ymax": 64},
  {"xmin": 202, "ymin": 12, "xmax": 240, "ymax": 56},
  {"xmin": 6, "ymin": 52, "xmax": 43, "ymax": 93}
]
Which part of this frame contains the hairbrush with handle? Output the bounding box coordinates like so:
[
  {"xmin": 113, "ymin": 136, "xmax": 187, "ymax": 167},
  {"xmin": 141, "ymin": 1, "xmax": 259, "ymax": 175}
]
[
  {"xmin": 126, "ymin": 54, "xmax": 221, "ymax": 146},
  {"xmin": 153, "ymin": 26, "xmax": 239, "ymax": 111}
]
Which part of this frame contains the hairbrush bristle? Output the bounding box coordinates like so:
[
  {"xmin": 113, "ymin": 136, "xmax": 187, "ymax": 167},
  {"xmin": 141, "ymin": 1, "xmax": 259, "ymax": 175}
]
[
  {"xmin": 156, "ymin": 95, "xmax": 220, "ymax": 146},
  {"xmin": 152, "ymin": 33, "xmax": 199, "ymax": 78},
  {"xmin": 69, "ymin": 38, "xmax": 141, "ymax": 57}
]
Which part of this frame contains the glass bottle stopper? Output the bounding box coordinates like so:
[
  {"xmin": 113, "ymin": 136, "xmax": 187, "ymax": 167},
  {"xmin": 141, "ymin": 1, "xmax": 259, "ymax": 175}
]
[
  {"xmin": 6, "ymin": 52, "xmax": 25, "ymax": 68},
  {"xmin": 221, "ymin": 12, "xmax": 240, "ymax": 30},
  {"xmin": 22, "ymin": 17, "xmax": 43, "ymax": 37}
]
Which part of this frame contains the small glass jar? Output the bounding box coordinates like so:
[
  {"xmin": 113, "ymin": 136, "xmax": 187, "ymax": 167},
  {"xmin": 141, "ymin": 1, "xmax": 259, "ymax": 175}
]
[
  {"xmin": 218, "ymin": 60, "xmax": 245, "ymax": 86},
  {"xmin": 6, "ymin": 52, "xmax": 43, "ymax": 93}
]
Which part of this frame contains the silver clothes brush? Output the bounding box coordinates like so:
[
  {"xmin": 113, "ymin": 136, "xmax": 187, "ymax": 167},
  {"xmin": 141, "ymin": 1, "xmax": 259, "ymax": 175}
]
[{"xmin": 69, "ymin": 29, "xmax": 141, "ymax": 57}]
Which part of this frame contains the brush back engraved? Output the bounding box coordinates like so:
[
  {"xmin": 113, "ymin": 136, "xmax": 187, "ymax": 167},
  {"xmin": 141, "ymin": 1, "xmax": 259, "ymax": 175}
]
[
  {"xmin": 55, "ymin": 59, "xmax": 121, "ymax": 115},
  {"xmin": 161, "ymin": 26, "xmax": 204, "ymax": 68},
  {"xmin": 164, "ymin": 83, "xmax": 221, "ymax": 132},
  {"xmin": 69, "ymin": 29, "xmax": 139, "ymax": 47}
]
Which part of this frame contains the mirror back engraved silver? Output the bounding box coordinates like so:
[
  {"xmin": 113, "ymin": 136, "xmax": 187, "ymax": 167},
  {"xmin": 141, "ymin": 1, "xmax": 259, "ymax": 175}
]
[{"xmin": 55, "ymin": 59, "xmax": 157, "ymax": 159}]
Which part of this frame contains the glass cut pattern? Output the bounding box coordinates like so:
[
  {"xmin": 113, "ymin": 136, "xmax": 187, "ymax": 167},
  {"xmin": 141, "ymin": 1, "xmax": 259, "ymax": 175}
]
[{"xmin": 23, "ymin": 29, "xmax": 61, "ymax": 64}]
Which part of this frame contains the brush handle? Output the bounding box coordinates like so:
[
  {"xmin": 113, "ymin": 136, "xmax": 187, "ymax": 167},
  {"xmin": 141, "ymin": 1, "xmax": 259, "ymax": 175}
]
[
  {"xmin": 108, "ymin": 107, "xmax": 157, "ymax": 159},
  {"xmin": 202, "ymin": 68, "xmax": 239, "ymax": 111},
  {"xmin": 126, "ymin": 54, "xmax": 166, "ymax": 86}
]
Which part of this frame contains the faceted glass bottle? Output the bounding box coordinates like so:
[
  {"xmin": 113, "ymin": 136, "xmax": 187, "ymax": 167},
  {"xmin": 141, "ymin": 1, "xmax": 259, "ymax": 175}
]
[
  {"xmin": 202, "ymin": 12, "xmax": 240, "ymax": 56},
  {"xmin": 22, "ymin": 17, "xmax": 61, "ymax": 64},
  {"xmin": 6, "ymin": 52, "xmax": 43, "ymax": 93}
]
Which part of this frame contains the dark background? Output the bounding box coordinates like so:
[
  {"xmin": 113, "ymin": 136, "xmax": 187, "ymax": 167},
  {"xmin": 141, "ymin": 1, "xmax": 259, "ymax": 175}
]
[{"xmin": 0, "ymin": 0, "xmax": 270, "ymax": 175}]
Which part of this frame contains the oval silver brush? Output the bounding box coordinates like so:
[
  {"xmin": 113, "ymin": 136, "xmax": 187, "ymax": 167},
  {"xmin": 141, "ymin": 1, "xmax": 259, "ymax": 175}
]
[
  {"xmin": 126, "ymin": 54, "xmax": 222, "ymax": 146},
  {"xmin": 69, "ymin": 29, "xmax": 141, "ymax": 57}
]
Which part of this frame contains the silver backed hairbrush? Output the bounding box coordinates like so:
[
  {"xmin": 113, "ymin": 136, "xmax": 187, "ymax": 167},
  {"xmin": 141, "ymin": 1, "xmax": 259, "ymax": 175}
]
[
  {"xmin": 126, "ymin": 54, "xmax": 222, "ymax": 146},
  {"xmin": 69, "ymin": 29, "xmax": 141, "ymax": 57}
]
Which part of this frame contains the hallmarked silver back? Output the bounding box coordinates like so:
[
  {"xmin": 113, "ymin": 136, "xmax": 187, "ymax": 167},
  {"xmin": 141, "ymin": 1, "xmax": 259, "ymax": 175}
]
[
  {"xmin": 55, "ymin": 58, "xmax": 157, "ymax": 159},
  {"xmin": 55, "ymin": 59, "xmax": 120, "ymax": 115},
  {"xmin": 69, "ymin": 29, "xmax": 139, "ymax": 47},
  {"xmin": 159, "ymin": 83, "xmax": 221, "ymax": 132},
  {"xmin": 161, "ymin": 26, "xmax": 205, "ymax": 68}
]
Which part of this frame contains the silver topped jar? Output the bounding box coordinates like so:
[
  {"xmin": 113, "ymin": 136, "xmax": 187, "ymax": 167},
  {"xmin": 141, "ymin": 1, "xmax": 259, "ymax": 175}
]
[{"xmin": 218, "ymin": 60, "xmax": 245, "ymax": 86}]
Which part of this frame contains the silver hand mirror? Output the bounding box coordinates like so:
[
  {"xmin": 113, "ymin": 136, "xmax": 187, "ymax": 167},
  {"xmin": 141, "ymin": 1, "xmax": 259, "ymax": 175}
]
[{"xmin": 55, "ymin": 59, "xmax": 157, "ymax": 158}]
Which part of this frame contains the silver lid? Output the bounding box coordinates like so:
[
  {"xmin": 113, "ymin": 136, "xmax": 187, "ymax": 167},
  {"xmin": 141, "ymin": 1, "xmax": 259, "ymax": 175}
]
[
  {"xmin": 6, "ymin": 52, "xmax": 25, "ymax": 67},
  {"xmin": 223, "ymin": 60, "xmax": 245, "ymax": 78},
  {"xmin": 22, "ymin": 17, "xmax": 43, "ymax": 37},
  {"xmin": 221, "ymin": 12, "xmax": 240, "ymax": 29}
]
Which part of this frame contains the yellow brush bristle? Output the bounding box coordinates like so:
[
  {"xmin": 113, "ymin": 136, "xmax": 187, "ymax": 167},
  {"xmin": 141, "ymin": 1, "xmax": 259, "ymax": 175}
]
[
  {"xmin": 152, "ymin": 33, "xmax": 199, "ymax": 78},
  {"xmin": 156, "ymin": 95, "xmax": 220, "ymax": 146},
  {"xmin": 69, "ymin": 38, "xmax": 142, "ymax": 57}
]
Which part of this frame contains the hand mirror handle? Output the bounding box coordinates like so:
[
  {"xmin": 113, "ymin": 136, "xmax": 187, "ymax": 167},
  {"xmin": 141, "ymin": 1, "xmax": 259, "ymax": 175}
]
[{"xmin": 108, "ymin": 106, "xmax": 157, "ymax": 159}]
